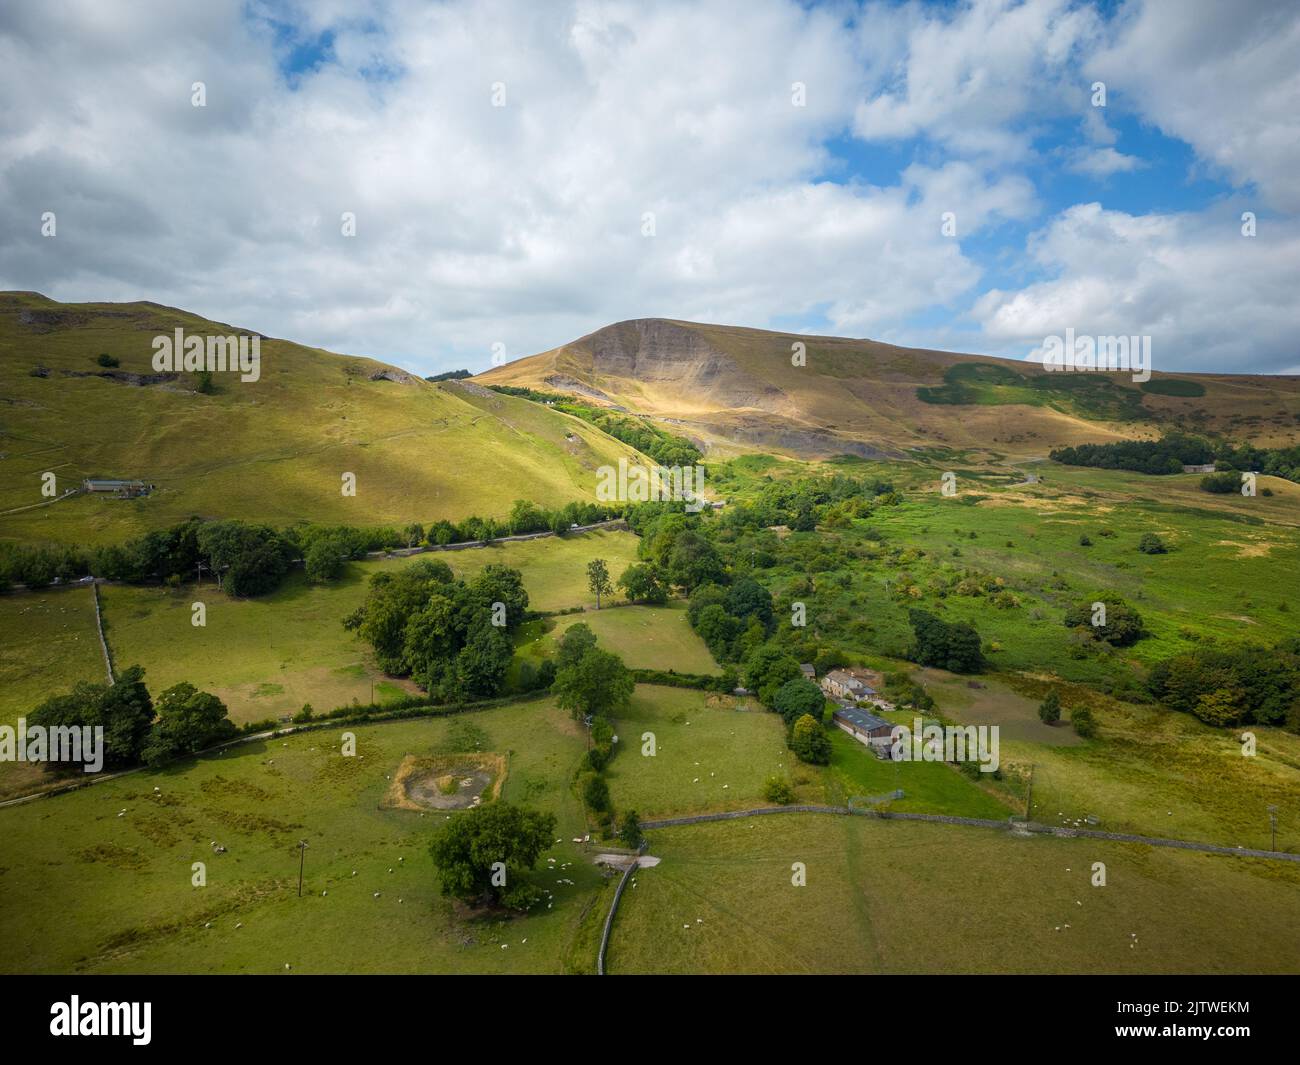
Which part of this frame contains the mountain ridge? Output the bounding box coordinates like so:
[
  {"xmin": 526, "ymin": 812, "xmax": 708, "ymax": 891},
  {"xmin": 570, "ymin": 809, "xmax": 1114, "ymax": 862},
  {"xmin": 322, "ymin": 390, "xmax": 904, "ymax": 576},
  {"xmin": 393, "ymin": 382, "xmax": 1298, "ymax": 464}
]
[{"xmin": 476, "ymin": 317, "xmax": 1300, "ymax": 460}]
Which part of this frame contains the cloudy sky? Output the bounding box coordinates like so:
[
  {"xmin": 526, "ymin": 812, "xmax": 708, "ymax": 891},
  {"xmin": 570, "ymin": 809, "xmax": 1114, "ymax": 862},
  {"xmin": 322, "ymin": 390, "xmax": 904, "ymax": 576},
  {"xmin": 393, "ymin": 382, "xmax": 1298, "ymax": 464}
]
[{"xmin": 2, "ymin": 0, "xmax": 1297, "ymax": 375}]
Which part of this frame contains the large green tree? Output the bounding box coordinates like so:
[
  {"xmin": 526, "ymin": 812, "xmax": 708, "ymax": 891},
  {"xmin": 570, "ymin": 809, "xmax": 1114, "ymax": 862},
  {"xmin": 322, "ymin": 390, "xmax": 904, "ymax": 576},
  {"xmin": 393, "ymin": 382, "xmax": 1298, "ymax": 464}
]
[
  {"xmin": 617, "ymin": 562, "xmax": 667, "ymax": 604},
  {"xmin": 744, "ymin": 644, "xmax": 803, "ymax": 706},
  {"xmin": 907, "ymin": 609, "xmax": 983, "ymax": 673},
  {"xmin": 553, "ymin": 648, "xmax": 635, "ymax": 721},
  {"xmin": 141, "ymin": 683, "xmax": 235, "ymax": 766},
  {"xmin": 428, "ymin": 802, "xmax": 556, "ymax": 909},
  {"xmin": 773, "ymin": 677, "xmax": 826, "ymax": 726}
]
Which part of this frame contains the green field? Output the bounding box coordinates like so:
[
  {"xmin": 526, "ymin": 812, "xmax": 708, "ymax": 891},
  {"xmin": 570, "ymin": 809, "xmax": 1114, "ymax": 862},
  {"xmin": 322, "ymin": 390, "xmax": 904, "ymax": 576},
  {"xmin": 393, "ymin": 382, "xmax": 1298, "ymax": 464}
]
[
  {"xmin": 745, "ymin": 459, "xmax": 1300, "ymax": 690},
  {"xmin": 0, "ymin": 697, "xmax": 614, "ymax": 974},
  {"xmin": 607, "ymin": 813, "xmax": 1300, "ymax": 974},
  {"xmin": 602, "ymin": 685, "xmax": 1014, "ymax": 821},
  {"xmin": 0, "ymin": 586, "xmax": 108, "ymax": 797},
  {"xmin": 434, "ymin": 529, "xmax": 640, "ymax": 613},
  {"xmin": 97, "ymin": 577, "xmax": 414, "ymax": 728},
  {"xmin": 603, "ymin": 686, "xmax": 799, "ymax": 818},
  {"xmin": 1, "ymin": 529, "xmax": 641, "ymax": 735},
  {"xmin": 543, "ymin": 603, "xmax": 719, "ymax": 675}
]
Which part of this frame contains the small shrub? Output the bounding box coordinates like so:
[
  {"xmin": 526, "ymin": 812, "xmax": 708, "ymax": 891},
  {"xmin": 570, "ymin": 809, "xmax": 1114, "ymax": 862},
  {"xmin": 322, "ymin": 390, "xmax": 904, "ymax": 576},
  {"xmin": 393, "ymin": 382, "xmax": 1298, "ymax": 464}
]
[{"xmin": 763, "ymin": 775, "xmax": 795, "ymax": 805}]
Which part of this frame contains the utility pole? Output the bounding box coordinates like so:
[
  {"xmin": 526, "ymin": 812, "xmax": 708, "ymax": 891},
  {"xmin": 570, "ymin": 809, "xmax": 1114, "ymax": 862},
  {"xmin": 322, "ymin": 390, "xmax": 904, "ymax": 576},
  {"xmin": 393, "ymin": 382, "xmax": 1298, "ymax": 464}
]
[
  {"xmin": 1024, "ymin": 764, "xmax": 1036, "ymax": 822},
  {"xmin": 297, "ymin": 839, "xmax": 309, "ymax": 897},
  {"xmin": 1268, "ymin": 805, "xmax": 1278, "ymax": 852}
]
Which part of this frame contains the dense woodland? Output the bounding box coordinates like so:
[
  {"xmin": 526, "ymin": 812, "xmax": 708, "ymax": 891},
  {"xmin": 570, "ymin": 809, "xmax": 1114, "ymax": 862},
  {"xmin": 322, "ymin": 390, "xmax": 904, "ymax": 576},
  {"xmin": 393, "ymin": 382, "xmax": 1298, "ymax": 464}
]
[{"xmin": 1051, "ymin": 433, "xmax": 1300, "ymax": 483}]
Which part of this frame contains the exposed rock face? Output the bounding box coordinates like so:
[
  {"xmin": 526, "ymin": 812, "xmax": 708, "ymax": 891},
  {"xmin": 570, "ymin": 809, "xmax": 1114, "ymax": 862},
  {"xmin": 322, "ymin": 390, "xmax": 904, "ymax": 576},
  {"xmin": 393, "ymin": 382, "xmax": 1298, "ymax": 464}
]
[
  {"xmin": 368, "ymin": 368, "xmax": 416, "ymax": 384},
  {"xmin": 543, "ymin": 374, "xmax": 615, "ymax": 405},
  {"xmin": 574, "ymin": 319, "xmax": 792, "ymax": 414},
  {"xmin": 579, "ymin": 319, "xmax": 729, "ymax": 383},
  {"xmin": 696, "ymin": 415, "xmax": 900, "ymax": 460}
]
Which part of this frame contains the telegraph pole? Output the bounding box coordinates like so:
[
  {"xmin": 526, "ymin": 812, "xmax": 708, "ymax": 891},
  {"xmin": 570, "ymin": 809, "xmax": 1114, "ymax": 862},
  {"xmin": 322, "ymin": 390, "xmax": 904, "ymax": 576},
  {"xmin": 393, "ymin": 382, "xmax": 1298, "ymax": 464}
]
[
  {"xmin": 1024, "ymin": 764, "xmax": 1036, "ymax": 822},
  {"xmin": 1268, "ymin": 805, "xmax": 1278, "ymax": 852},
  {"xmin": 297, "ymin": 839, "xmax": 309, "ymax": 897}
]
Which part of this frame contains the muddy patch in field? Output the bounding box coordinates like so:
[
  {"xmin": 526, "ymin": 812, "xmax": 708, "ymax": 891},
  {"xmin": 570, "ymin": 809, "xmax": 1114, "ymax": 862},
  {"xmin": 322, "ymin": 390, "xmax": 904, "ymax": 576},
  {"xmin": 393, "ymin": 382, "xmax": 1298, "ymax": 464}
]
[{"xmin": 383, "ymin": 753, "xmax": 506, "ymax": 811}]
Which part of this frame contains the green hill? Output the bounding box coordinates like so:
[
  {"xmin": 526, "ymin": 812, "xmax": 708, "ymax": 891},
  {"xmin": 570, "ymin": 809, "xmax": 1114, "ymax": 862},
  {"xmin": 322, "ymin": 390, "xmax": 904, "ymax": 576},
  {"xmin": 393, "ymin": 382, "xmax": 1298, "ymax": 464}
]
[{"xmin": 0, "ymin": 293, "xmax": 641, "ymax": 546}]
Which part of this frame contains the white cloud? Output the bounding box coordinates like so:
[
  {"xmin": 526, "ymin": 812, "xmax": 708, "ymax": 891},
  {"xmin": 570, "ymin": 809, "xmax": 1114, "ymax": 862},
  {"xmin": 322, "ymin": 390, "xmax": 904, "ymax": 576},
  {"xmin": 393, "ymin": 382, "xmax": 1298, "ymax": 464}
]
[
  {"xmin": 1064, "ymin": 145, "xmax": 1144, "ymax": 178},
  {"xmin": 1089, "ymin": 0, "xmax": 1300, "ymax": 212},
  {"xmin": 852, "ymin": 0, "xmax": 1102, "ymax": 160},
  {"xmin": 973, "ymin": 202, "xmax": 1300, "ymax": 374}
]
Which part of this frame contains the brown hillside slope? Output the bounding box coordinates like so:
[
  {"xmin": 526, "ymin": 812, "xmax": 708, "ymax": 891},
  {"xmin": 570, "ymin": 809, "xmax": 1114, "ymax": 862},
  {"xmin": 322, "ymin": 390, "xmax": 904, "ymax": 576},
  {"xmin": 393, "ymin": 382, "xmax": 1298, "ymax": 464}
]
[{"xmin": 476, "ymin": 318, "xmax": 1300, "ymax": 459}]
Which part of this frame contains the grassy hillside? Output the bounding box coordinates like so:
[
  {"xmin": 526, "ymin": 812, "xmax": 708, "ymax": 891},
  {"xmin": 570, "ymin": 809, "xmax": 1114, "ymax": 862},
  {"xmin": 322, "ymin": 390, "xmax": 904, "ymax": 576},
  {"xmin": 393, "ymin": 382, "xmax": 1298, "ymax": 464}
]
[
  {"xmin": 0, "ymin": 292, "xmax": 642, "ymax": 547},
  {"xmin": 476, "ymin": 317, "xmax": 1300, "ymax": 460}
]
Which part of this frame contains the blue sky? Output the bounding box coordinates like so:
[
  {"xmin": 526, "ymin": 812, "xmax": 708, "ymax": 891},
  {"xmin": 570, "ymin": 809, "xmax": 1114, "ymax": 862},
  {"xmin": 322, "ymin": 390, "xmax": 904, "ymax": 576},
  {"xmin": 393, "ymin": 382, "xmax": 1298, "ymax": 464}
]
[{"xmin": 2, "ymin": 0, "xmax": 1297, "ymax": 374}]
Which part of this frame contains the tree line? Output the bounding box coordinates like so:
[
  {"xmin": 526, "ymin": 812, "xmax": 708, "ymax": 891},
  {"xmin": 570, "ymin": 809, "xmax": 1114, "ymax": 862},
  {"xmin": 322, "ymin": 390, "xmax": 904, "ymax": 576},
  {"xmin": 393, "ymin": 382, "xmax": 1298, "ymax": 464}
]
[
  {"xmin": 1051, "ymin": 433, "xmax": 1300, "ymax": 484},
  {"xmin": 28, "ymin": 666, "xmax": 237, "ymax": 771},
  {"xmin": 486, "ymin": 385, "xmax": 703, "ymax": 467},
  {"xmin": 0, "ymin": 497, "xmax": 622, "ymax": 595}
]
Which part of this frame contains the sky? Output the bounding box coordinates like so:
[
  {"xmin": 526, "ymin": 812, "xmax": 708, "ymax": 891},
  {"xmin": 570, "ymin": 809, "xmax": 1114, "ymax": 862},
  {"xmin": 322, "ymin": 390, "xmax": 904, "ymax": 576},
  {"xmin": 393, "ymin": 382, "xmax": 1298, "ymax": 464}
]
[{"xmin": 1, "ymin": 0, "xmax": 1297, "ymax": 376}]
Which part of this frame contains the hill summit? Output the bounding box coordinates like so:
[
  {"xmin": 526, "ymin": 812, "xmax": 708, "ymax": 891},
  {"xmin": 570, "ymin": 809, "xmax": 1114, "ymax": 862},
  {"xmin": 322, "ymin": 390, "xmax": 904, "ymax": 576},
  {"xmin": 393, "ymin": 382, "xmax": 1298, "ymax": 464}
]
[{"xmin": 476, "ymin": 318, "xmax": 1299, "ymax": 459}]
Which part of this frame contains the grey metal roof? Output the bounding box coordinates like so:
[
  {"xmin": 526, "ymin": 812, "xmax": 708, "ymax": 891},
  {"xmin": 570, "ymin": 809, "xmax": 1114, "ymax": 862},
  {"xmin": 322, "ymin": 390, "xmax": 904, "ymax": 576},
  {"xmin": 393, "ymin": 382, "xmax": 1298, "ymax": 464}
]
[{"xmin": 834, "ymin": 705, "xmax": 893, "ymax": 734}]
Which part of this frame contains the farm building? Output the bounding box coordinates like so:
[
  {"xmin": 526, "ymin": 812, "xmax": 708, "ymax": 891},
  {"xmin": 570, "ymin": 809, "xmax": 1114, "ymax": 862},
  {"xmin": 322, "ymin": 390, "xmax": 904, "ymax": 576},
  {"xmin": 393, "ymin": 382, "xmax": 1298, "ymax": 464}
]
[
  {"xmin": 1182, "ymin": 463, "xmax": 1216, "ymax": 474},
  {"xmin": 83, "ymin": 478, "xmax": 154, "ymax": 497},
  {"xmin": 820, "ymin": 668, "xmax": 877, "ymax": 701},
  {"xmin": 799, "ymin": 663, "xmax": 816, "ymax": 680},
  {"xmin": 833, "ymin": 705, "xmax": 895, "ymax": 752}
]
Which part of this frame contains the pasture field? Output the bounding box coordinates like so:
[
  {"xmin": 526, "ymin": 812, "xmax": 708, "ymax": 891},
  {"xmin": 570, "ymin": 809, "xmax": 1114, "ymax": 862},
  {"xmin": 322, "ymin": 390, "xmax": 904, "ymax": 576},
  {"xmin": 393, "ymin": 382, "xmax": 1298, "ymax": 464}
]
[
  {"xmin": 603, "ymin": 686, "xmax": 799, "ymax": 818},
  {"xmin": 535, "ymin": 603, "xmax": 720, "ymax": 675},
  {"xmin": 602, "ymin": 685, "xmax": 1015, "ymax": 821},
  {"xmin": 999, "ymin": 693, "xmax": 1300, "ymax": 853},
  {"xmin": 844, "ymin": 665, "xmax": 1300, "ymax": 851},
  {"xmin": 823, "ymin": 726, "xmax": 1012, "ymax": 819},
  {"xmin": 97, "ymin": 576, "xmax": 414, "ymax": 728},
  {"xmin": 432, "ymin": 529, "xmax": 640, "ymax": 613},
  {"xmin": 0, "ymin": 586, "xmax": 105, "ymax": 728},
  {"xmin": 606, "ymin": 813, "xmax": 1300, "ymax": 974},
  {"xmin": 3, "ymin": 529, "xmax": 640, "ymax": 734},
  {"xmin": 0, "ymin": 697, "xmax": 613, "ymax": 974},
  {"xmin": 0, "ymin": 585, "xmax": 107, "ymax": 798}
]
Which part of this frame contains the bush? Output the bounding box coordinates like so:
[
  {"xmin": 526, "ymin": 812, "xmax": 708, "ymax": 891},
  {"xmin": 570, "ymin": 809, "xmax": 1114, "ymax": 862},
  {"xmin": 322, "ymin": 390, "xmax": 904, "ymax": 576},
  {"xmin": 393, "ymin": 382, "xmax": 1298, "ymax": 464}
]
[
  {"xmin": 617, "ymin": 811, "xmax": 642, "ymax": 849},
  {"xmin": 96, "ymin": 353, "xmax": 119, "ymax": 368},
  {"xmin": 1063, "ymin": 597, "xmax": 1145, "ymax": 647},
  {"xmin": 580, "ymin": 771, "xmax": 611, "ymax": 813},
  {"xmin": 763, "ymin": 775, "xmax": 795, "ymax": 804},
  {"xmin": 1071, "ymin": 706, "xmax": 1097, "ymax": 738},
  {"xmin": 789, "ymin": 713, "xmax": 831, "ymax": 765},
  {"xmin": 1138, "ymin": 533, "xmax": 1167, "ymax": 555},
  {"xmin": 1038, "ymin": 689, "xmax": 1061, "ymax": 725},
  {"xmin": 1199, "ymin": 472, "xmax": 1240, "ymax": 494}
]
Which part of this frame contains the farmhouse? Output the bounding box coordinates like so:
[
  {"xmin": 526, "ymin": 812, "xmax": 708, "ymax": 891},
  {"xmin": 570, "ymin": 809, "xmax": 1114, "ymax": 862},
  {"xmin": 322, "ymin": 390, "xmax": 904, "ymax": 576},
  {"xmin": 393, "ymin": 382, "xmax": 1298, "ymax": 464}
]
[
  {"xmin": 832, "ymin": 705, "xmax": 894, "ymax": 752},
  {"xmin": 1182, "ymin": 463, "xmax": 1216, "ymax": 474},
  {"xmin": 820, "ymin": 668, "xmax": 877, "ymax": 701},
  {"xmin": 82, "ymin": 478, "xmax": 154, "ymax": 497},
  {"xmin": 799, "ymin": 663, "xmax": 816, "ymax": 681}
]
